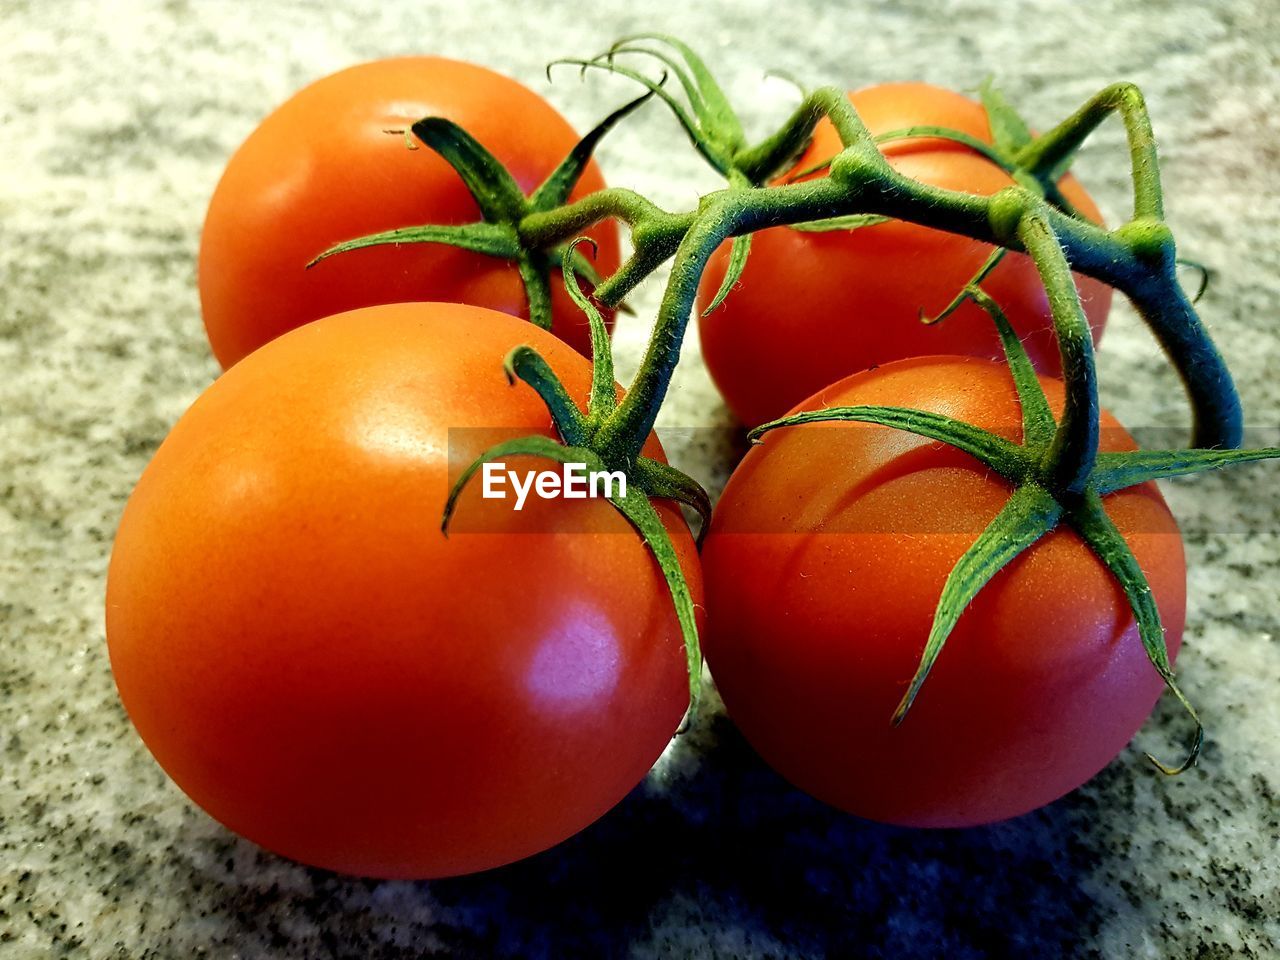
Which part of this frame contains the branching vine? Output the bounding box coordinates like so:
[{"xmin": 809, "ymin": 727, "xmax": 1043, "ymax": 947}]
[{"xmin": 309, "ymin": 33, "xmax": 1278, "ymax": 765}]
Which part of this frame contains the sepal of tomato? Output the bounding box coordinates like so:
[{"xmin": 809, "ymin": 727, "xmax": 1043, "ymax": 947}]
[
  {"xmin": 308, "ymin": 86, "xmax": 660, "ymax": 337},
  {"xmin": 199, "ymin": 57, "xmax": 621, "ymax": 368},
  {"xmin": 560, "ymin": 34, "xmax": 748, "ymax": 181},
  {"xmin": 106, "ymin": 303, "xmax": 699, "ymax": 878}
]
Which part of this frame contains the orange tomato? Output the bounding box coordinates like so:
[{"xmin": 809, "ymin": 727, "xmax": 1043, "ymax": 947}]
[
  {"xmin": 107, "ymin": 303, "xmax": 696, "ymax": 878},
  {"xmin": 199, "ymin": 58, "xmax": 619, "ymax": 367},
  {"xmin": 701, "ymin": 356, "xmax": 1183, "ymax": 826}
]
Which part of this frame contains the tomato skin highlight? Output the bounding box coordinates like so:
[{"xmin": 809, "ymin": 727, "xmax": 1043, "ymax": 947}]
[
  {"xmin": 697, "ymin": 82, "xmax": 1112, "ymax": 428},
  {"xmin": 106, "ymin": 303, "xmax": 696, "ymax": 878},
  {"xmin": 700, "ymin": 356, "xmax": 1185, "ymax": 827},
  {"xmin": 198, "ymin": 58, "xmax": 620, "ymax": 368}
]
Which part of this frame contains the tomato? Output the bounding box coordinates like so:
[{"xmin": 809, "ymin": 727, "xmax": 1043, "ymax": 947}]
[
  {"xmin": 700, "ymin": 356, "xmax": 1184, "ymax": 827},
  {"xmin": 199, "ymin": 57, "xmax": 620, "ymax": 368},
  {"xmin": 105, "ymin": 303, "xmax": 696, "ymax": 878},
  {"xmin": 697, "ymin": 82, "xmax": 1112, "ymax": 427}
]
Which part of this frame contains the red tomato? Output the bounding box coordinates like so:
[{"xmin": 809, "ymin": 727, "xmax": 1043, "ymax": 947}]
[
  {"xmin": 697, "ymin": 83, "xmax": 1113, "ymax": 427},
  {"xmin": 106, "ymin": 303, "xmax": 696, "ymax": 878},
  {"xmin": 199, "ymin": 58, "xmax": 620, "ymax": 367},
  {"xmin": 700, "ymin": 356, "xmax": 1184, "ymax": 827}
]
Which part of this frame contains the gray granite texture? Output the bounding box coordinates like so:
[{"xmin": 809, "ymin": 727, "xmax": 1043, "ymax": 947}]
[{"xmin": 2, "ymin": 0, "xmax": 1279, "ymax": 957}]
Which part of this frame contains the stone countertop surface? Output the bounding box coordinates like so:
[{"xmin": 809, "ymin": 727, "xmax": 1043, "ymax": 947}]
[{"xmin": 2, "ymin": 0, "xmax": 1278, "ymax": 957}]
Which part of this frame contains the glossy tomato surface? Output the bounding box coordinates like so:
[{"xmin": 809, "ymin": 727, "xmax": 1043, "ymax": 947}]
[
  {"xmin": 199, "ymin": 58, "xmax": 619, "ymax": 367},
  {"xmin": 697, "ymin": 83, "xmax": 1113, "ymax": 427},
  {"xmin": 106, "ymin": 303, "xmax": 695, "ymax": 878},
  {"xmin": 701, "ymin": 356, "xmax": 1184, "ymax": 827}
]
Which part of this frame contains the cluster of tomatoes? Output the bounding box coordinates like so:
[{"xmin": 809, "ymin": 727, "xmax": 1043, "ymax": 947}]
[{"xmin": 106, "ymin": 55, "xmax": 1193, "ymax": 879}]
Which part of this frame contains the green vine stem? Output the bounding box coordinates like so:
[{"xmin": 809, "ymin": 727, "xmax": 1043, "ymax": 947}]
[
  {"xmin": 1014, "ymin": 205, "xmax": 1100, "ymax": 494},
  {"xmin": 517, "ymin": 77, "xmax": 1241, "ymax": 452},
  {"xmin": 442, "ymin": 241, "xmax": 710, "ymax": 713},
  {"xmin": 319, "ymin": 42, "xmax": 1240, "ymax": 451},
  {"xmin": 1014, "ymin": 82, "xmax": 1163, "ymax": 219}
]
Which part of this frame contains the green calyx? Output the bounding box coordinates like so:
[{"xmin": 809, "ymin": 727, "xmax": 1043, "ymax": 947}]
[
  {"xmin": 441, "ymin": 241, "xmax": 709, "ymax": 715},
  {"xmin": 750, "ymin": 285, "xmax": 1280, "ymax": 774},
  {"xmin": 553, "ymin": 34, "xmax": 768, "ymax": 315},
  {"xmin": 556, "ymin": 33, "xmax": 749, "ymax": 182},
  {"xmin": 306, "ymin": 88, "xmax": 657, "ymax": 329}
]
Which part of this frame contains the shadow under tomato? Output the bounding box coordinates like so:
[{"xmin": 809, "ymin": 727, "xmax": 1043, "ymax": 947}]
[
  {"xmin": 156, "ymin": 691, "xmax": 1176, "ymax": 960},
  {"xmin": 421, "ymin": 708, "xmax": 1137, "ymax": 960}
]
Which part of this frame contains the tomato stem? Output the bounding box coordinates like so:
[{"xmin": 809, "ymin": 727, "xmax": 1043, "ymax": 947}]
[
  {"xmin": 595, "ymin": 202, "xmax": 734, "ymax": 457},
  {"xmin": 1124, "ymin": 261, "xmax": 1243, "ymax": 449},
  {"xmin": 514, "ymin": 70, "xmax": 1242, "ymax": 450},
  {"xmin": 731, "ymin": 95, "xmax": 831, "ymax": 183},
  {"xmin": 319, "ymin": 39, "xmax": 1241, "ymax": 449},
  {"xmin": 1014, "ymin": 207, "xmax": 1100, "ymax": 494},
  {"xmin": 530, "ymin": 175, "xmax": 1235, "ymax": 453},
  {"xmin": 1014, "ymin": 82, "xmax": 1164, "ymax": 220}
]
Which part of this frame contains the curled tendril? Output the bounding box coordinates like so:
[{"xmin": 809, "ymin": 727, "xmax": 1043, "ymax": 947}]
[{"xmin": 1176, "ymin": 257, "xmax": 1212, "ymax": 304}]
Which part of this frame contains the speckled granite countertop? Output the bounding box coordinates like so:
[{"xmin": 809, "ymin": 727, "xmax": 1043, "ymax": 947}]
[{"xmin": 2, "ymin": 0, "xmax": 1278, "ymax": 957}]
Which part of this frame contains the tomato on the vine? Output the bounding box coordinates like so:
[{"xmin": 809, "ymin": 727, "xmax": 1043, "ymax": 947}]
[
  {"xmin": 700, "ymin": 356, "xmax": 1183, "ymax": 827},
  {"xmin": 106, "ymin": 303, "xmax": 696, "ymax": 878},
  {"xmin": 199, "ymin": 57, "xmax": 620, "ymax": 367},
  {"xmin": 697, "ymin": 82, "xmax": 1112, "ymax": 427}
]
